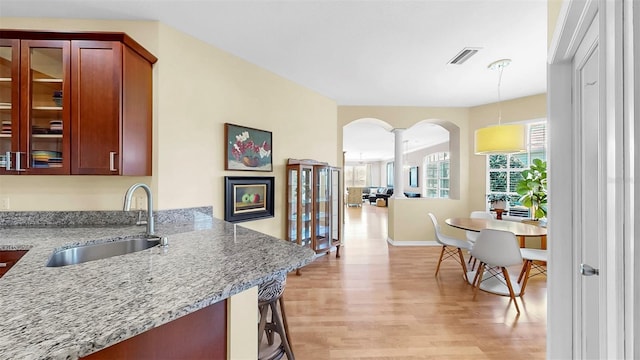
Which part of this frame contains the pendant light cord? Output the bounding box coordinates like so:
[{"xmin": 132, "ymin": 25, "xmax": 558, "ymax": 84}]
[
  {"xmin": 488, "ymin": 58, "xmax": 510, "ymax": 126},
  {"xmin": 497, "ymin": 64, "xmax": 503, "ymax": 125}
]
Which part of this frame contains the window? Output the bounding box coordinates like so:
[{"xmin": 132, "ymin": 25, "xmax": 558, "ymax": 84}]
[
  {"xmin": 424, "ymin": 152, "xmax": 449, "ymax": 198},
  {"xmin": 344, "ymin": 164, "xmax": 368, "ymax": 187},
  {"xmin": 486, "ymin": 122, "xmax": 546, "ymax": 217},
  {"xmin": 386, "ymin": 162, "xmax": 394, "ymax": 187}
]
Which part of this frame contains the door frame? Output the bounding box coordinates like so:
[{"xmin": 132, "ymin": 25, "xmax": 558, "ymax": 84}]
[
  {"xmin": 623, "ymin": 1, "xmax": 640, "ymax": 357},
  {"xmin": 548, "ymin": 0, "xmax": 632, "ymax": 358}
]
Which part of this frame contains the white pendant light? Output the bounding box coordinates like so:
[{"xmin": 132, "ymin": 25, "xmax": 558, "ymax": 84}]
[{"xmin": 474, "ymin": 59, "xmax": 526, "ymax": 155}]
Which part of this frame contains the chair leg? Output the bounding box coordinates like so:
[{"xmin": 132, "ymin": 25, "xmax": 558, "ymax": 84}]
[
  {"xmin": 270, "ymin": 300, "xmax": 294, "ymax": 359},
  {"xmin": 518, "ymin": 260, "xmax": 533, "ymax": 296},
  {"xmin": 457, "ymin": 248, "xmax": 469, "ymax": 282},
  {"xmin": 518, "ymin": 259, "xmax": 528, "ymax": 283},
  {"xmin": 279, "ymin": 296, "xmax": 294, "ymax": 355},
  {"xmin": 473, "ymin": 263, "xmax": 485, "ymax": 298},
  {"xmin": 467, "ymin": 256, "xmax": 477, "ymax": 271},
  {"xmin": 257, "ymin": 303, "xmax": 269, "ymax": 346},
  {"xmin": 434, "ymin": 246, "xmax": 446, "ymax": 277},
  {"xmin": 501, "ymin": 267, "xmax": 520, "ymax": 314}
]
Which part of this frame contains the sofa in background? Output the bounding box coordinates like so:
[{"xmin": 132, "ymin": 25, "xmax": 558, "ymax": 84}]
[{"xmin": 368, "ymin": 187, "xmax": 393, "ymax": 205}]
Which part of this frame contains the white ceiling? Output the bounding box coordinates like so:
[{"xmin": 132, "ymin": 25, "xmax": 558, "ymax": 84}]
[{"xmin": 0, "ymin": 0, "xmax": 548, "ymax": 161}]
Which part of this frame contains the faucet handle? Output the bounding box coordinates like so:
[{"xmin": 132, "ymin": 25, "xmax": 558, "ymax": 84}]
[
  {"xmin": 136, "ymin": 210, "xmax": 148, "ymax": 226},
  {"xmin": 160, "ymin": 237, "xmax": 169, "ymax": 247}
]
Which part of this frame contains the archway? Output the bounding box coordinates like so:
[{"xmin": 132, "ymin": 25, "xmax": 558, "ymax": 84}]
[{"xmin": 343, "ymin": 117, "xmax": 460, "ymax": 200}]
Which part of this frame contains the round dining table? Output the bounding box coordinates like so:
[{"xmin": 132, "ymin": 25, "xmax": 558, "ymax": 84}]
[
  {"xmin": 445, "ymin": 217, "xmax": 547, "ymax": 296},
  {"xmin": 445, "ymin": 217, "xmax": 547, "ymax": 249}
]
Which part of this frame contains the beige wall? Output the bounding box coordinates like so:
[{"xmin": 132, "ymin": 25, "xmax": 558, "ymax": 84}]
[
  {"xmin": 153, "ymin": 23, "xmax": 338, "ymax": 237},
  {"xmin": 0, "ymin": 18, "xmax": 338, "ymax": 239},
  {"xmin": 388, "ymin": 198, "xmax": 467, "ymax": 243},
  {"xmin": 227, "ymin": 286, "xmax": 258, "ymax": 359}
]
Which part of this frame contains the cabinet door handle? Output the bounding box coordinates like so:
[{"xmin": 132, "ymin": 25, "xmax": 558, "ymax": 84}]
[
  {"xmin": 109, "ymin": 152, "xmax": 117, "ymax": 171},
  {"xmin": 15, "ymin": 152, "xmax": 25, "ymax": 172},
  {"xmin": 4, "ymin": 151, "xmax": 11, "ymax": 171},
  {"xmin": 0, "ymin": 262, "xmax": 7, "ymax": 268}
]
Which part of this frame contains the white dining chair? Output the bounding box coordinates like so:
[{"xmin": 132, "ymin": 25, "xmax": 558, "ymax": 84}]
[
  {"xmin": 470, "ymin": 228, "xmax": 524, "ymax": 314},
  {"xmin": 465, "ymin": 211, "xmax": 494, "ymax": 270},
  {"xmin": 466, "ymin": 211, "xmax": 495, "ymax": 243},
  {"xmin": 518, "ymin": 248, "xmax": 548, "ymax": 296},
  {"xmin": 428, "ymin": 213, "xmax": 473, "ymax": 282}
]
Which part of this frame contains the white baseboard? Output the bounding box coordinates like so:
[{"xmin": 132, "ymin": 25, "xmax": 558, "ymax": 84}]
[{"xmin": 387, "ymin": 238, "xmax": 439, "ymax": 246}]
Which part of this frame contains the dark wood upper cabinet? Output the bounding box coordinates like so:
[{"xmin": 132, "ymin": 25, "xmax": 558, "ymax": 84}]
[{"xmin": 0, "ymin": 30, "xmax": 156, "ymax": 176}]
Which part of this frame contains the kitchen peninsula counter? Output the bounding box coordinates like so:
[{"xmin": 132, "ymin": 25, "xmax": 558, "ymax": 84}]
[{"xmin": 0, "ymin": 217, "xmax": 315, "ymax": 359}]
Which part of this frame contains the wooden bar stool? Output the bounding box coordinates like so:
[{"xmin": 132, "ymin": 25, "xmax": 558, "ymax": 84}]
[{"xmin": 258, "ymin": 272, "xmax": 294, "ymax": 360}]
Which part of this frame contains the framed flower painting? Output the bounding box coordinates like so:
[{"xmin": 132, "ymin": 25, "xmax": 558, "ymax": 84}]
[{"xmin": 224, "ymin": 123, "xmax": 273, "ymax": 171}]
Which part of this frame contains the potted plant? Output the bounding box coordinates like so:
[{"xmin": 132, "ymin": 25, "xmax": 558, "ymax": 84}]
[
  {"xmin": 515, "ymin": 158, "xmax": 547, "ymax": 219},
  {"xmin": 486, "ymin": 193, "xmax": 510, "ymax": 210}
]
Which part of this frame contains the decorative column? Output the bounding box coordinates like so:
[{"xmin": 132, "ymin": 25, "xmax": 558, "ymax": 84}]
[{"xmin": 392, "ymin": 128, "xmax": 406, "ymax": 199}]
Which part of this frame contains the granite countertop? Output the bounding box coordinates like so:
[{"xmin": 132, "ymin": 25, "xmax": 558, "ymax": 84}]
[{"xmin": 0, "ymin": 218, "xmax": 315, "ymax": 359}]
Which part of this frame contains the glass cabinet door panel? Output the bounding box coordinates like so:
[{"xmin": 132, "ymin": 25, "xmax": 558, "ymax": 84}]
[
  {"xmin": 287, "ymin": 168, "xmax": 298, "ymax": 243},
  {"xmin": 22, "ymin": 41, "xmax": 70, "ymax": 174},
  {"xmin": 0, "ymin": 40, "xmax": 19, "ymax": 172},
  {"xmin": 314, "ymin": 167, "xmax": 330, "ymax": 251},
  {"xmin": 331, "ymin": 168, "xmax": 340, "ymax": 242},
  {"xmin": 300, "ymin": 167, "xmax": 312, "ymax": 247},
  {"xmin": 29, "ymin": 48, "xmax": 63, "ymax": 169}
]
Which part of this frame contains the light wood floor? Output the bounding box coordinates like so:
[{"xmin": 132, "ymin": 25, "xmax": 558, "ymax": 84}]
[{"xmin": 283, "ymin": 203, "xmax": 547, "ymax": 359}]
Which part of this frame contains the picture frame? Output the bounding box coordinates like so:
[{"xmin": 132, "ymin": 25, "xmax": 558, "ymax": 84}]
[
  {"xmin": 409, "ymin": 166, "xmax": 418, "ymax": 187},
  {"xmin": 225, "ymin": 123, "xmax": 273, "ymax": 171},
  {"xmin": 224, "ymin": 176, "xmax": 275, "ymax": 223}
]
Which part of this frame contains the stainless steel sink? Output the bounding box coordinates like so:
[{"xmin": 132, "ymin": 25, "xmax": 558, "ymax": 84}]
[{"xmin": 46, "ymin": 236, "xmax": 161, "ymax": 267}]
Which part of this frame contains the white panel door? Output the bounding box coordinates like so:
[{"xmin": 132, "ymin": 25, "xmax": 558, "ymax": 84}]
[{"xmin": 572, "ymin": 13, "xmax": 603, "ymax": 359}]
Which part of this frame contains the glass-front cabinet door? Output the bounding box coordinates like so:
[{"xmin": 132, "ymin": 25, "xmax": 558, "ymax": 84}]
[
  {"xmin": 21, "ymin": 40, "xmax": 70, "ymax": 174},
  {"xmin": 0, "ymin": 40, "xmax": 19, "ymax": 174},
  {"xmin": 299, "ymin": 166, "xmax": 313, "ymax": 248},
  {"xmin": 287, "ymin": 167, "xmax": 299, "ymax": 244},
  {"xmin": 286, "ymin": 163, "xmax": 313, "ymax": 249},
  {"xmin": 330, "ymin": 167, "xmax": 341, "ymax": 253},
  {"xmin": 313, "ymin": 166, "xmax": 330, "ymax": 252}
]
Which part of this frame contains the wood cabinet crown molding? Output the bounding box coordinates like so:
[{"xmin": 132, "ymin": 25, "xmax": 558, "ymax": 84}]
[{"xmin": 0, "ymin": 29, "xmax": 157, "ymax": 64}]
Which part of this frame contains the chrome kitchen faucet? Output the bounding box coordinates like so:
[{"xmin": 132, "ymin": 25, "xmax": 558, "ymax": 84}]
[{"xmin": 123, "ymin": 183, "xmax": 155, "ymax": 236}]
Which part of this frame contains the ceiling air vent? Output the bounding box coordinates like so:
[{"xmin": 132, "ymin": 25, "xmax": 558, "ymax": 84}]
[{"xmin": 448, "ymin": 47, "xmax": 481, "ymax": 65}]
